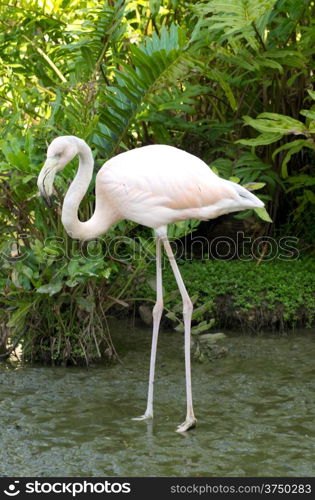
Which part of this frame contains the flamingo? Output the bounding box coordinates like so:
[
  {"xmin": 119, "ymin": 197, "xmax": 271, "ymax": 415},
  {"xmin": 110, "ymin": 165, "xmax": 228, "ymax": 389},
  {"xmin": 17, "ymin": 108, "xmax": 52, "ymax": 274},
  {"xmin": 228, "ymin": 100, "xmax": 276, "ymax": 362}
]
[{"xmin": 37, "ymin": 136, "xmax": 264, "ymax": 432}]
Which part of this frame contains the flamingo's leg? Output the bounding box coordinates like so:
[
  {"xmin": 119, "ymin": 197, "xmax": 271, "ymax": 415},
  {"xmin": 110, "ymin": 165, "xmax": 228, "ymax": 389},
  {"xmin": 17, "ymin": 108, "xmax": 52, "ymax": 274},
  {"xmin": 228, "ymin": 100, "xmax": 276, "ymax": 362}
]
[
  {"xmin": 160, "ymin": 229, "xmax": 196, "ymax": 433},
  {"xmin": 132, "ymin": 234, "xmax": 163, "ymax": 421}
]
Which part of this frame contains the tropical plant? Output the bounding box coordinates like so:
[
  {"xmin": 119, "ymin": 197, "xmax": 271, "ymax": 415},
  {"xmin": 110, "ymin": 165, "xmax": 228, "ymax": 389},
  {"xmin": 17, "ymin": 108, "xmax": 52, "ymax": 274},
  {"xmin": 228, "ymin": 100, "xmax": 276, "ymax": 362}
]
[
  {"xmin": 238, "ymin": 90, "xmax": 315, "ymax": 240},
  {"xmin": 0, "ymin": 0, "xmax": 314, "ymax": 364}
]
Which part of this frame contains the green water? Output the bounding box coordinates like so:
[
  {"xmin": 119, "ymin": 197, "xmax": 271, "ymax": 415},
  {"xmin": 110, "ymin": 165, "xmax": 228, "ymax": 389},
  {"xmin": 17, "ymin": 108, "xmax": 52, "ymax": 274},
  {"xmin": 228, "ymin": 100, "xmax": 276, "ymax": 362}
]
[{"xmin": 0, "ymin": 322, "xmax": 314, "ymax": 477}]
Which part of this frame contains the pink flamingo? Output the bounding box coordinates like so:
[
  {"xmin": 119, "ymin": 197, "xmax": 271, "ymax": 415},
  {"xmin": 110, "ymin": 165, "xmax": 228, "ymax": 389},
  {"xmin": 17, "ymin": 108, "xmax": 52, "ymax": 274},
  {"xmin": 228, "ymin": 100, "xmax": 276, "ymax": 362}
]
[{"xmin": 38, "ymin": 136, "xmax": 264, "ymax": 432}]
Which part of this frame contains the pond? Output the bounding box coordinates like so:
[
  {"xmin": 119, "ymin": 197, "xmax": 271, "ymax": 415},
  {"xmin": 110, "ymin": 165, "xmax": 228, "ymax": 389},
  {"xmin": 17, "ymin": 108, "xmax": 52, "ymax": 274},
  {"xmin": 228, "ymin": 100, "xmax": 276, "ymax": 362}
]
[{"xmin": 0, "ymin": 321, "xmax": 314, "ymax": 477}]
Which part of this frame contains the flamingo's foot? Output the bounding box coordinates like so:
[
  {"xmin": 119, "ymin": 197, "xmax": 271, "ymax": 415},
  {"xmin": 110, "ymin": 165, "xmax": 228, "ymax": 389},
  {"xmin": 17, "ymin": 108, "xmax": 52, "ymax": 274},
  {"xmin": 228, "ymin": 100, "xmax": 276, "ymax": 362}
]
[
  {"xmin": 176, "ymin": 417, "xmax": 197, "ymax": 433},
  {"xmin": 132, "ymin": 412, "xmax": 153, "ymax": 421}
]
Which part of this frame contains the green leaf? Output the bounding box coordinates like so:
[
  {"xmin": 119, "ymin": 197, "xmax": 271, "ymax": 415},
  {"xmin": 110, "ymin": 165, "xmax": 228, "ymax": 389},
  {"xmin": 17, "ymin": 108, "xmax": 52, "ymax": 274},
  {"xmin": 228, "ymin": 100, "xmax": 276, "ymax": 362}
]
[
  {"xmin": 37, "ymin": 282, "xmax": 63, "ymax": 296},
  {"xmin": 233, "ymin": 209, "xmax": 253, "ymax": 220},
  {"xmin": 21, "ymin": 266, "xmax": 34, "ymax": 280},
  {"xmin": 243, "ymin": 182, "xmax": 266, "ymax": 191},
  {"xmin": 299, "ymin": 109, "xmax": 315, "ymax": 121},
  {"xmin": 243, "ymin": 113, "xmax": 306, "ymax": 135},
  {"xmin": 68, "ymin": 260, "xmax": 79, "ymax": 277},
  {"xmin": 256, "ymin": 55, "xmax": 283, "ymax": 71},
  {"xmin": 272, "ymin": 139, "xmax": 315, "ymax": 178},
  {"xmin": 22, "ymin": 174, "xmax": 36, "ymax": 184},
  {"xmin": 305, "ymin": 190, "xmax": 315, "ymax": 204},
  {"xmin": 165, "ymin": 311, "xmax": 179, "ymax": 322},
  {"xmin": 191, "ymin": 320, "xmax": 213, "ymax": 335},
  {"xmin": 272, "ymin": 139, "xmax": 311, "ymax": 160},
  {"xmin": 208, "ymin": 69, "xmax": 237, "ymax": 111},
  {"xmin": 7, "ymin": 303, "xmax": 33, "ymax": 328},
  {"xmin": 254, "ymin": 207, "xmax": 272, "ymax": 222},
  {"xmin": 65, "ymin": 279, "xmax": 79, "ymax": 288},
  {"xmin": 237, "ymin": 133, "xmax": 283, "ymax": 146}
]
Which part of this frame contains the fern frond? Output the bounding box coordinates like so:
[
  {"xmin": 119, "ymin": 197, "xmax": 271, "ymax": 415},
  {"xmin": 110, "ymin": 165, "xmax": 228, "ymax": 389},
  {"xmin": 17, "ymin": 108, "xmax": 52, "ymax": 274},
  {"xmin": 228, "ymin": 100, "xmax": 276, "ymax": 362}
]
[
  {"xmin": 59, "ymin": 0, "xmax": 127, "ymax": 81},
  {"xmin": 193, "ymin": 0, "xmax": 276, "ymax": 51},
  {"xmin": 94, "ymin": 23, "xmax": 202, "ymax": 157}
]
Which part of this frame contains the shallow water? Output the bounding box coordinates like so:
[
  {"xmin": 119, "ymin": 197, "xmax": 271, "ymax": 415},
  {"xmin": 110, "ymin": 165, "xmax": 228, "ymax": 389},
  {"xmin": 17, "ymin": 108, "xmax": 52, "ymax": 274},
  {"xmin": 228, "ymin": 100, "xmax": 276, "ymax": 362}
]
[{"xmin": 0, "ymin": 322, "xmax": 314, "ymax": 477}]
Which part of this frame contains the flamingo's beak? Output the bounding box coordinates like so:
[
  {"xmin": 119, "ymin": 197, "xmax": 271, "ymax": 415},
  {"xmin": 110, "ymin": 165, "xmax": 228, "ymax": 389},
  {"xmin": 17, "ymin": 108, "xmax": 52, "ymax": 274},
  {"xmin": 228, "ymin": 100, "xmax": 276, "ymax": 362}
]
[{"xmin": 37, "ymin": 157, "xmax": 59, "ymax": 207}]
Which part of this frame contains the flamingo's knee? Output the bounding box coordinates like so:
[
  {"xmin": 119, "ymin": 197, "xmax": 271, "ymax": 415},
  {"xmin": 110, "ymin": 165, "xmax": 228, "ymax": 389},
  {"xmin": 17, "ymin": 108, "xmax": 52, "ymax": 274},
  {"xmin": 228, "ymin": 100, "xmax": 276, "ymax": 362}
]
[
  {"xmin": 153, "ymin": 301, "xmax": 163, "ymax": 321},
  {"xmin": 183, "ymin": 298, "xmax": 193, "ymax": 317}
]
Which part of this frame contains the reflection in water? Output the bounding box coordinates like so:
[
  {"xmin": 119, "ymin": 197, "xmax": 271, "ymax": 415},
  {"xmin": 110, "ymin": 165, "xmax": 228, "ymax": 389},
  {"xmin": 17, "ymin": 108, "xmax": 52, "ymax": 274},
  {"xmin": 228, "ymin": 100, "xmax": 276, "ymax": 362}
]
[{"xmin": 0, "ymin": 322, "xmax": 314, "ymax": 477}]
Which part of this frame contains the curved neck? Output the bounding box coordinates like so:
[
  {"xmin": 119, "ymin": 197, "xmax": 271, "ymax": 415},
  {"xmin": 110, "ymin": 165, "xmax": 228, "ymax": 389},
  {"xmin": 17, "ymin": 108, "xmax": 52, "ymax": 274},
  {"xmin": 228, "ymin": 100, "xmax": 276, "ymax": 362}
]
[{"xmin": 61, "ymin": 140, "xmax": 116, "ymax": 240}]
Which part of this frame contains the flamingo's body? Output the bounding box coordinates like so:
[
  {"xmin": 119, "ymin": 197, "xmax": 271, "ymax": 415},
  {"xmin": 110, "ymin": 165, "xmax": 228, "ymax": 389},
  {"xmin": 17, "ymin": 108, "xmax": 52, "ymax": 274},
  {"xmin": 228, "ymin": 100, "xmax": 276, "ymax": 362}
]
[{"xmin": 38, "ymin": 136, "xmax": 264, "ymax": 432}]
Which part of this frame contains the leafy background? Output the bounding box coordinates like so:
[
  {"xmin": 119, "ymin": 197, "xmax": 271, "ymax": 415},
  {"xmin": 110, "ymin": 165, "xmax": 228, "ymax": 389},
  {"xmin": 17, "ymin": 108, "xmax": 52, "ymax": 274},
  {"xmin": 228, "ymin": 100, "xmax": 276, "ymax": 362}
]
[{"xmin": 0, "ymin": 0, "xmax": 314, "ymax": 364}]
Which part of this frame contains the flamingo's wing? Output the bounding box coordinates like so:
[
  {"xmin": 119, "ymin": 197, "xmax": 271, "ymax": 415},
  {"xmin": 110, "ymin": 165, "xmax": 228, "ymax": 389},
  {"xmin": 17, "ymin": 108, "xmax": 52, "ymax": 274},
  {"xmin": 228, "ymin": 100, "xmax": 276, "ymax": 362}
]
[{"xmin": 96, "ymin": 145, "xmax": 235, "ymax": 215}]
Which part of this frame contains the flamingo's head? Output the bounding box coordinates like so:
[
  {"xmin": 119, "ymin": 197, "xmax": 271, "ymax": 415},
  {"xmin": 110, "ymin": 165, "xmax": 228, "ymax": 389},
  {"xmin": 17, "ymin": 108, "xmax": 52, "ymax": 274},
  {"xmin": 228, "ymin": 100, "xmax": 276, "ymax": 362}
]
[{"xmin": 37, "ymin": 136, "xmax": 78, "ymax": 206}]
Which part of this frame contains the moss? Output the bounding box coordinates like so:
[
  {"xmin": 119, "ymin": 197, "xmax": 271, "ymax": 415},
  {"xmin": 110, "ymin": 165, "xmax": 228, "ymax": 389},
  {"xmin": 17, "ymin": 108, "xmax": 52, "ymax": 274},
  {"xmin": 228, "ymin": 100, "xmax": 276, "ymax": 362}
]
[{"xmin": 136, "ymin": 258, "xmax": 315, "ymax": 332}]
